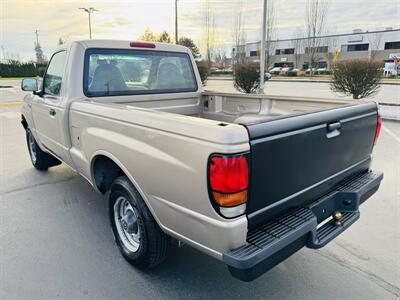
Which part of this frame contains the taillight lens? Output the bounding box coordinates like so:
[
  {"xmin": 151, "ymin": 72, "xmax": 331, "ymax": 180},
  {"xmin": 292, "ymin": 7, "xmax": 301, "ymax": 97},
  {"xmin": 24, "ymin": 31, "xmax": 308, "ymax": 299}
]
[
  {"xmin": 210, "ymin": 156, "xmax": 248, "ymax": 193},
  {"xmin": 374, "ymin": 115, "xmax": 382, "ymax": 145},
  {"xmin": 209, "ymin": 155, "xmax": 248, "ymax": 216}
]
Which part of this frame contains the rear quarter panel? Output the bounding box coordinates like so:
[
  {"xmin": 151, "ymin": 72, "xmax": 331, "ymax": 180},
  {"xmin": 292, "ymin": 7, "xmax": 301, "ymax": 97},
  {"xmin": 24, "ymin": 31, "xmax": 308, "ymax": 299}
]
[{"xmin": 68, "ymin": 101, "xmax": 250, "ymax": 258}]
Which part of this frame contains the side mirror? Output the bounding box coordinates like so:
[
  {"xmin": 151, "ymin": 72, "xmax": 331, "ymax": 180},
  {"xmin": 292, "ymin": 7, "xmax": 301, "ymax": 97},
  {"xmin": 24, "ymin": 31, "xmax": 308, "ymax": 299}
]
[{"xmin": 21, "ymin": 78, "xmax": 38, "ymax": 92}]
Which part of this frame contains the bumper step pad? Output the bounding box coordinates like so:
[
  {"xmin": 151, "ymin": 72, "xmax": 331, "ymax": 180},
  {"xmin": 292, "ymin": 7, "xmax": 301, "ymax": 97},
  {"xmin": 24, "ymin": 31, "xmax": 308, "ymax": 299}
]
[{"xmin": 223, "ymin": 171, "xmax": 383, "ymax": 281}]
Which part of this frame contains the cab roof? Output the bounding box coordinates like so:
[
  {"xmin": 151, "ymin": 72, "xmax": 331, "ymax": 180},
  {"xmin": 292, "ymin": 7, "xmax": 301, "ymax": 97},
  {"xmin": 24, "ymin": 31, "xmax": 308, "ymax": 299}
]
[{"xmin": 67, "ymin": 39, "xmax": 191, "ymax": 53}]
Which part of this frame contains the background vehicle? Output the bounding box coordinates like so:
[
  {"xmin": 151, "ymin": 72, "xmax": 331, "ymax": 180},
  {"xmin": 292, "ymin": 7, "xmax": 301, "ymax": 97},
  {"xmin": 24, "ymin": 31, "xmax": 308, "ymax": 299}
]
[
  {"xmin": 20, "ymin": 40, "xmax": 383, "ymax": 281},
  {"xmin": 269, "ymin": 66, "xmax": 282, "ymax": 74}
]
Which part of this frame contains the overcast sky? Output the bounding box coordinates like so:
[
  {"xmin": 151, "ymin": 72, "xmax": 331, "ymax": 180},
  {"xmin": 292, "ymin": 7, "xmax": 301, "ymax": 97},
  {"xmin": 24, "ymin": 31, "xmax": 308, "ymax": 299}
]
[{"xmin": 1, "ymin": 0, "xmax": 399, "ymax": 61}]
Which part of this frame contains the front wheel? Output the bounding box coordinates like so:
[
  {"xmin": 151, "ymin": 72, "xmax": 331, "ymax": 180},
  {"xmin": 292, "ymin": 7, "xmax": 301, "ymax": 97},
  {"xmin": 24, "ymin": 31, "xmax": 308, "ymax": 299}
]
[
  {"xmin": 109, "ymin": 176, "xmax": 172, "ymax": 269},
  {"xmin": 26, "ymin": 129, "xmax": 61, "ymax": 170}
]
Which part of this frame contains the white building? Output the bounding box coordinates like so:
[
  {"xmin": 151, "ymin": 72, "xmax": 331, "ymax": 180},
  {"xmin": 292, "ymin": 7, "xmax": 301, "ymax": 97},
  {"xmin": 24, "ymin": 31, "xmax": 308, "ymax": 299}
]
[{"xmin": 239, "ymin": 28, "xmax": 400, "ymax": 70}]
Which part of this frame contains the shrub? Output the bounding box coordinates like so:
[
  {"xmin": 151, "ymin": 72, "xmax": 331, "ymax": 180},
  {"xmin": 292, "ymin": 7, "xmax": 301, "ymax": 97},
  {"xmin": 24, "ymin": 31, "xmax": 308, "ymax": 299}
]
[
  {"xmin": 297, "ymin": 71, "xmax": 306, "ymax": 77},
  {"xmin": 0, "ymin": 61, "xmax": 39, "ymax": 77},
  {"xmin": 286, "ymin": 70, "xmax": 298, "ymax": 77},
  {"xmin": 234, "ymin": 63, "xmax": 260, "ymax": 93},
  {"xmin": 210, "ymin": 70, "xmax": 233, "ymax": 75},
  {"xmin": 318, "ymin": 69, "xmax": 331, "ymax": 75},
  {"xmin": 196, "ymin": 61, "xmax": 209, "ymax": 85},
  {"xmin": 330, "ymin": 59, "xmax": 382, "ymax": 99}
]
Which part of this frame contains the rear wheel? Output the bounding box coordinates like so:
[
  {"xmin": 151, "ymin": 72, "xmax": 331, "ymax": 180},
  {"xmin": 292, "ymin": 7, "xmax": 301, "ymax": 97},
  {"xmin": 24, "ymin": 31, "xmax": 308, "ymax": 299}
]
[
  {"xmin": 26, "ymin": 129, "xmax": 61, "ymax": 171},
  {"xmin": 109, "ymin": 176, "xmax": 172, "ymax": 269}
]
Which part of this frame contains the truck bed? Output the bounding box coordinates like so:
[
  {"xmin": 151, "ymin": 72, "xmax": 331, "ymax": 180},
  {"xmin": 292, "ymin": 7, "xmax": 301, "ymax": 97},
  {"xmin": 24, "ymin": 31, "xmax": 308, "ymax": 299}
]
[
  {"xmin": 102, "ymin": 91, "xmax": 358, "ymax": 125},
  {"xmin": 87, "ymin": 91, "xmax": 379, "ymax": 230}
]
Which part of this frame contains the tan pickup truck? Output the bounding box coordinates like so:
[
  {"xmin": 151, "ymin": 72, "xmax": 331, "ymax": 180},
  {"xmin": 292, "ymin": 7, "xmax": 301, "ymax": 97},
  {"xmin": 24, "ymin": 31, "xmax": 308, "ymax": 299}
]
[{"xmin": 21, "ymin": 40, "xmax": 383, "ymax": 281}]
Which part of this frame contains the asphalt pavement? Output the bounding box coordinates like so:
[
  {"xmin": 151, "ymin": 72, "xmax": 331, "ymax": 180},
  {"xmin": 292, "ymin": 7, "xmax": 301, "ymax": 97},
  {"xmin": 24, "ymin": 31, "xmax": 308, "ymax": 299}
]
[
  {"xmin": 0, "ymin": 83, "xmax": 399, "ymax": 299},
  {"xmin": 205, "ymin": 78, "xmax": 400, "ymax": 105}
]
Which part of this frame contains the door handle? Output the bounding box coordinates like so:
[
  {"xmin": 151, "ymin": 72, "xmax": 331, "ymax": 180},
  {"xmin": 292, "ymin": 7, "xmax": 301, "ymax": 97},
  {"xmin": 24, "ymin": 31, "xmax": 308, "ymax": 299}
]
[{"xmin": 49, "ymin": 109, "xmax": 56, "ymax": 116}]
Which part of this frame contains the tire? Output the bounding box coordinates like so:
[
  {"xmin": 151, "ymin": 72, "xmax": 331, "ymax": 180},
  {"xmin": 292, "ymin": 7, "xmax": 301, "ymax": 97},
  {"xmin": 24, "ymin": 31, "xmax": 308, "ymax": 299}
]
[
  {"xmin": 109, "ymin": 176, "xmax": 172, "ymax": 269},
  {"xmin": 26, "ymin": 129, "xmax": 61, "ymax": 171}
]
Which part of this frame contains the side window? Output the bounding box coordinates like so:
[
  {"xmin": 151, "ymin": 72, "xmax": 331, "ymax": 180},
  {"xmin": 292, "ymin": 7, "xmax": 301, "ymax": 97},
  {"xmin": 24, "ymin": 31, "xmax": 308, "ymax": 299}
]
[{"xmin": 43, "ymin": 51, "xmax": 67, "ymax": 96}]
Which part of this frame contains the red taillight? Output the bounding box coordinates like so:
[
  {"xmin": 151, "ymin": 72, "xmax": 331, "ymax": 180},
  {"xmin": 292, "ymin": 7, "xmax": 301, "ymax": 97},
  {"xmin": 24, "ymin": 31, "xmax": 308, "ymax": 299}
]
[
  {"xmin": 209, "ymin": 155, "xmax": 248, "ymax": 208},
  {"xmin": 210, "ymin": 156, "xmax": 248, "ymax": 193},
  {"xmin": 374, "ymin": 115, "xmax": 382, "ymax": 145},
  {"xmin": 129, "ymin": 42, "xmax": 156, "ymax": 48}
]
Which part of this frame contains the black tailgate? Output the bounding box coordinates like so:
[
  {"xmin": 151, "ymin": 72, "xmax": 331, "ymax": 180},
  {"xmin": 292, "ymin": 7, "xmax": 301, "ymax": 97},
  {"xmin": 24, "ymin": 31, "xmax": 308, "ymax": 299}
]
[{"xmin": 245, "ymin": 101, "xmax": 379, "ymax": 230}]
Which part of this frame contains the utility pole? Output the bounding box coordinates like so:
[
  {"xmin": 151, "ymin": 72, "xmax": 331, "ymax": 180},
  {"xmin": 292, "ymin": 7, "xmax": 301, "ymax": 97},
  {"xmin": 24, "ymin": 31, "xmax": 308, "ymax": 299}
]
[
  {"xmin": 1, "ymin": 45, "xmax": 5, "ymax": 62},
  {"xmin": 79, "ymin": 7, "xmax": 98, "ymax": 39},
  {"xmin": 34, "ymin": 29, "xmax": 39, "ymax": 45},
  {"xmin": 259, "ymin": 0, "xmax": 267, "ymax": 94},
  {"xmin": 175, "ymin": 0, "xmax": 178, "ymax": 44}
]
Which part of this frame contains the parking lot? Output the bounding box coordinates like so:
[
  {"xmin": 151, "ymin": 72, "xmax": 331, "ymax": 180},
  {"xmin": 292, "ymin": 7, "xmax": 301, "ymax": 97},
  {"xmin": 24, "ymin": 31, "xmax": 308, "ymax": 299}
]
[{"xmin": 0, "ymin": 81, "xmax": 399, "ymax": 299}]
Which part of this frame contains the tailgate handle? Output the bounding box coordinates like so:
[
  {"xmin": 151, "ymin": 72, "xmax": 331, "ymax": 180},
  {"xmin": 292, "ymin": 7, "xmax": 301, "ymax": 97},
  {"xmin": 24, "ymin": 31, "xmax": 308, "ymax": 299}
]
[{"xmin": 326, "ymin": 122, "xmax": 341, "ymax": 138}]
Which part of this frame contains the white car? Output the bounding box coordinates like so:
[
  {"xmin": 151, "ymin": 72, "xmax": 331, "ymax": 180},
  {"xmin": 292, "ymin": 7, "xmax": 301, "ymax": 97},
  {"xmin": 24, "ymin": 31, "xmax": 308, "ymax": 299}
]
[{"xmin": 269, "ymin": 67, "xmax": 282, "ymax": 74}]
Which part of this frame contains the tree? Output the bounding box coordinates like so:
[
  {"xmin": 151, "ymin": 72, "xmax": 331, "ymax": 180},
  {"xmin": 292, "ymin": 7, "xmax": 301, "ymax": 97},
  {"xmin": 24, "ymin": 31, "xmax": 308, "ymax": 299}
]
[
  {"xmin": 264, "ymin": 0, "xmax": 276, "ymax": 68},
  {"xmin": 196, "ymin": 61, "xmax": 209, "ymax": 85},
  {"xmin": 234, "ymin": 63, "xmax": 260, "ymax": 93},
  {"xmin": 368, "ymin": 32, "xmax": 383, "ymax": 61},
  {"xmin": 304, "ymin": 0, "xmax": 328, "ymax": 76},
  {"xmin": 178, "ymin": 37, "xmax": 200, "ymax": 59},
  {"xmin": 213, "ymin": 47, "xmax": 227, "ymax": 68},
  {"xmin": 34, "ymin": 42, "xmax": 46, "ymax": 65},
  {"xmin": 330, "ymin": 59, "xmax": 382, "ymax": 99},
  {"xmin": 203, "ymin": 0, "xmax": 215, "ymax": 68},
  {"xmin": 232, "ymin": 0, "xmax": 246, "ymax": 66},
  {"xmin": 324, "ymin": 30, "xmax": 339, "ymax": 69},
  {"xmin": 291, "ymin": 28, "xmax": 303, "ymax": 69},
  {"xmin": 139, "ymin": 28, "xmax": 158, "ymax": 42},
  {"xmin": 158, "ymin": 31, "xmax": 172, "ymax": 43}
]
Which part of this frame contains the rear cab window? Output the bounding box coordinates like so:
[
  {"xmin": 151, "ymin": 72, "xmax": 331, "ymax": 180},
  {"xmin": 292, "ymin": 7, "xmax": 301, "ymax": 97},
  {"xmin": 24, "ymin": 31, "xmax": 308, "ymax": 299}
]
[{"xmin": 83, "ymin": 48, "xmax": 198, "ymax": 97}]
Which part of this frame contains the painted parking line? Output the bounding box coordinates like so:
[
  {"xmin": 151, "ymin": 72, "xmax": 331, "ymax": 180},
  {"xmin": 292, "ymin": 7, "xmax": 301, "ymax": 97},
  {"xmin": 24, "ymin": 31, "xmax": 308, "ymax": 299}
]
[
  {"xmin": 382, "ymin": 125, "xmax": 400, "ymax": 144},
  {"xmin": 0, "ymin": 102, "xmax": 22, "ymax": 107}
]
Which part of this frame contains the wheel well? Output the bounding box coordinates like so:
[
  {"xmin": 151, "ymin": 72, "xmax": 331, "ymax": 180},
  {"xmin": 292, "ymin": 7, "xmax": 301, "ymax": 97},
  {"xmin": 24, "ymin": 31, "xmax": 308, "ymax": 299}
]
[
  {"xmin": 21, "ymin": 115, "xmax": 28, "ymax": 130},
  {"xmin": 92, "ymin": 155, "xmax": 125, "ymax": 193}
]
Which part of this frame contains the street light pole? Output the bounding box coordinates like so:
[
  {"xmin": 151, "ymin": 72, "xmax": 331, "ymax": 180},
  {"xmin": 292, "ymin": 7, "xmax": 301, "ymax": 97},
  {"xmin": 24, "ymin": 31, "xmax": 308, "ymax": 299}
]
[
  {"xmin": 259, "ymin": 0, "xmax": 267, "ymax": 94},
  {"xmin": 79, "ymin": 7, "xmax": 98, "ymax": 39},
  {"xmin": 175, "ymin": 0, "xmax": 178, "ymax": 44}
]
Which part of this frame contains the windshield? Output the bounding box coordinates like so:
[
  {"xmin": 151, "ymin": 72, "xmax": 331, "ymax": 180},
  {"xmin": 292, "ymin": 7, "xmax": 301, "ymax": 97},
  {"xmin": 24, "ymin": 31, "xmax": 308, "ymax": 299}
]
[{"xmin": 83, "ymin": 48, "xmax": 198, "ymax": 97}]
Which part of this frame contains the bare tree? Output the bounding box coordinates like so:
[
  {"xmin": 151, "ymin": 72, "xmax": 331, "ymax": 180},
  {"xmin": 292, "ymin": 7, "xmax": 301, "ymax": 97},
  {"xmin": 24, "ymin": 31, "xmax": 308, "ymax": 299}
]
[
  {"xmin": 5, "ymin": 52, "xmax": 21, "ymax": 62},
  {"xmin": 203, "ymin": 0, "xmax": 215, "ymax": 68},
  {"xmin": 158, "ymin": 31, "xmax": 172, "ymax": 43},
  {"xmin": 291, "ymin": 28, "xmax": 303, "ymax": 69},
  {"xmin": 232, "ymin": 0, "xmax": 246, "ymax": 66},
  {"xmin": 58, "ymin": 37, "xmax": 65, "ymax": 45},
  {"xmin": 368, "ymin": 32, "xmax": 383, "ymax": 61},
  {"xmin": 34, "ymin": 42, "xmax": 46, "ymax": 65},
  {"xmin": 325, "ymin": 33, "xmax": 339, "ymax": 69},
  {"xmin": 138, "ymin": 28, "xmax": 158, "ymax": 42},
  {"xmin": 265, "ymin": 0, "xmax": 276, "ymax": 69},
  {"xmin": 214, "ymin": 47, "xmax": 227, "ymax": 68},
  {"xmin": 304, "ymin": 0, "xmax": 328, "ymax": 76}
]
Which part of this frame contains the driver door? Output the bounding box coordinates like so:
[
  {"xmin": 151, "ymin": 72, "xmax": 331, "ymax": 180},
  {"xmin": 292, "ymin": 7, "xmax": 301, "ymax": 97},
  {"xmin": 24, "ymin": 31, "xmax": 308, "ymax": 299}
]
[{"xmin": 31, "ymin": 51, "xmax": 67, "ymax": 159}]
